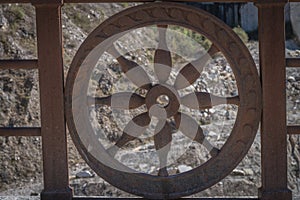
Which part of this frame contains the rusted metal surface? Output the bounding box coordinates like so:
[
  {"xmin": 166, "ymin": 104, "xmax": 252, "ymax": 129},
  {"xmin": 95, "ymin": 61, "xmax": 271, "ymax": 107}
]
[
  {"xmin": 0, "ymin": 127, "xmax": 41, "ymax": 136},
  {"xmin": 2, "ymin": 0, "xmax": 300, "ymax": 4},
  {"xmin": 286, "ymin": 58, "xmax": 300, "ymax": 68},
  {"xmin": 73, "ymin": 198, "xmax": 260, "ymax": 200},
  {"xmin": 0, "ymin": 0, "xmax": 31, "ymax": 2},
  {"xmin": 287, "ymin": 126, "xmax": 300, "ymax": 135},
  {"xmin": 64, "ymin": 0, "xmax": 256, "ymax": 2},
  {"xmin": 34, "ymin": 2, "xmax": 72, "ymax": 200},
  {"xmin": 0, "ymin": 59, "xmax": 38, "ymax": 69},
  {"xmin": 0, "ymin": 0, "xmax": 258, "ymax": 3},
  {"xmin": 256, "ymin": 2, "xmax": 292, "ymax": 200},
  {"xmin": 65, "ymin": 2, "xmax": 261, "ymax": 199}
]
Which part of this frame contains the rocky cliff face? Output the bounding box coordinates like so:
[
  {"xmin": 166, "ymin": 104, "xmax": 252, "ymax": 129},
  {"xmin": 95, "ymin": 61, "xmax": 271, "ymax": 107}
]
[{"xmin": 0, "ymin": 3, "xmax": 300, "ymax": 199}]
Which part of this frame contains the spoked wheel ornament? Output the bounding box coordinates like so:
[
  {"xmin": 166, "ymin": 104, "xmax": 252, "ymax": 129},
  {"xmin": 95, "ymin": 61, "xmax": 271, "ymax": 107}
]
[{"xmin": 65, "ymin": 2, "xmax": 261, "ymax": 199}]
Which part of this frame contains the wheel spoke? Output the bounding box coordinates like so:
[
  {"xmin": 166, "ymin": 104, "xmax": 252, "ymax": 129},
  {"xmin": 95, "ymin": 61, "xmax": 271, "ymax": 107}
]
[
  {"xmin": 174, "ymin": 112, "xmax": 219, "ymax": 157},
  {"xmin": 154, "ymin": 25, "xmax": 172, "ymax": 83},
  {"xmin": 174, "ymin": 45, "xmax": 219, "ymax": 90},
  {"xmin": 154, "ymin": 120, "xmax": 172, "ymax": 176},
  {"xmin": 107, "ymin": 45, "xmax": 152, "ymax": 90},
  {"xmin": 87, "ymin": 92, "xmax": 145, "ymax": 109},
  {"xmin": 107, "ymin": 112, "xmax": 151, "ymax": 157},
  {"xmin": 181, "ymin": 92, "xmax": 239, "ymax": 110}
]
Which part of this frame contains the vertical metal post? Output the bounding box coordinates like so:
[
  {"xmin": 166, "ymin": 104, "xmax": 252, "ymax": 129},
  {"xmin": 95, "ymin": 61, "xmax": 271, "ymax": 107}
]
[
  {"xmin": 256, "ymin": 2, "xmax": 292, "ymax": 200},
  {"xmin": 34, "ymin": 1, "xmax": 72, "ymax": 199}
]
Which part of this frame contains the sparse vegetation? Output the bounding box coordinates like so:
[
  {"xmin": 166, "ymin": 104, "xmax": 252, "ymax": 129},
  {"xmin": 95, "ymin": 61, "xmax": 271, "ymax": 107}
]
[
  {"xmin": 0, "ymin": 4, "xmax": 36, "ymax": 58},
  {"xmin": 9, "ymin": 5, "xmax": 25, "ymax": 21},
  {"xmin": 233, "ymin": 26, "xmax": 249, "ymax": 44},
  {"xmin": 63, "ymin": 4, "xmax": 105, "ymax": 34},
  {"xmin": 170, "ymin": 26, "xmax": 212, "ymax": 50}
]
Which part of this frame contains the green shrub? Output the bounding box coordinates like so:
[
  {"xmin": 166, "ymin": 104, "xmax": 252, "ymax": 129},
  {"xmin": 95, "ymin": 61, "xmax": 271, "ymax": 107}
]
[
  {"xmin": 10, "ymin": 5, "xmax": 25, "ymax": 20},
  {"xmin": 233, "ymin": 26, "xmax": 249, "ymax": 44},
  {"xmin": 170, "ymin": 26, "xmax": 211, "ymax": 50}
]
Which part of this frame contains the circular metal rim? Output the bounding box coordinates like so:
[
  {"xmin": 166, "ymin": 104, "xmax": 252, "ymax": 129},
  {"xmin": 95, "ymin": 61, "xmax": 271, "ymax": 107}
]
[{"xmin": 65, "ymin": 2, "xmax": 261, "ymax": 199}]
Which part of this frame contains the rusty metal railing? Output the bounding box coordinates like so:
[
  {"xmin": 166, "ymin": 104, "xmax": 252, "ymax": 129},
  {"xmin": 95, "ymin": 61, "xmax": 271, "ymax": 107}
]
[
  {"xmin": 287, "ymin": 126, "xmax": 300, "ymax": 135},
  {"xmin": 0, "ymin": 60, "xmax": 38, "ymax": 69},
  {"xmin": 286, "ymin": 58, "xmax": 300, "ymax": 68},
  {"xmin": 0, "ymin": 127, "xmax": 41, "ymax": 136}
]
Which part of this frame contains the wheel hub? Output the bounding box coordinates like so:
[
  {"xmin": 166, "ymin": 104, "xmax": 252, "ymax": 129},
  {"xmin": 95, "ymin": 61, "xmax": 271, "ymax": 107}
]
[{"xmin": 145, "ymin": 84, "xmax": 180, "ymax": 118}]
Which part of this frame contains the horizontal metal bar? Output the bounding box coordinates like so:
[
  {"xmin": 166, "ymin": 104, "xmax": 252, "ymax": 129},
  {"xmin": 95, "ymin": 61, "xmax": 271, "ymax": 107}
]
[
  {"xmin": 0, "ymin": 0, "xmax": 256, "ymax": 3},
  {"xmin": 287, "ymin": 126, "xmax": 300, "ymax": 135},
  {"xmin": 65, "ymin": 0, "xmax": 153, "ymax": 2},
  {"xmin": 0, "ymin": 59, "xmax": 38, "ymax": 70},
  {"xmin": 0, "ymin": 127, "xmax": 41, "ymax": 136},
  {"xmin": 73, "ymin": 197, "xmax": 259, "ymax": 200},
  {"xmin": 286, "ymin": 58, "xmax": 300, "ymax": 68},
  {"xmin": 0, "ymin": 0, "xmax": 31, "ymax": 2},
  {"xmin": 4, "ymin": 0, "xmax": 300, "ymax": 3},
  {"xmin": 65, "ymin": 0, "xmax": 254, "ymax": 2}
]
